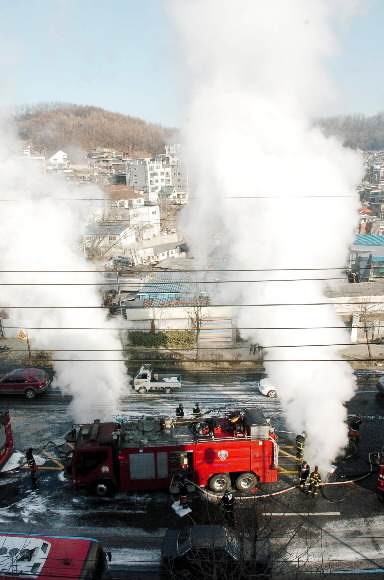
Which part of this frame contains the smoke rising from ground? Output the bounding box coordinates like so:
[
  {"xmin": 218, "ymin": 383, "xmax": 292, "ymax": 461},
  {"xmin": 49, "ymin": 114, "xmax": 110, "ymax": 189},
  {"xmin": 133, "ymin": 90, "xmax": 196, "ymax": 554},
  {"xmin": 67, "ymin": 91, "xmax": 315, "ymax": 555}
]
[
  {"xmin": 169, "ymin": 0, "xmax": 363, "ymax": 469},
  {"xmin": 0, "ymin": 118, "xmax": 127, "ymax": 422}
]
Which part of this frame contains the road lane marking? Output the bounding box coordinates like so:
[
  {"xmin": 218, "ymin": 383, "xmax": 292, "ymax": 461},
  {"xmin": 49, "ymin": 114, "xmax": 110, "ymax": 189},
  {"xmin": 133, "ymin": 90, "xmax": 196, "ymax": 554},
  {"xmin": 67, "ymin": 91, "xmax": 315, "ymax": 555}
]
[{"xmin": 262, "ymin": 512, "xmax": 340, "ymax": 517}]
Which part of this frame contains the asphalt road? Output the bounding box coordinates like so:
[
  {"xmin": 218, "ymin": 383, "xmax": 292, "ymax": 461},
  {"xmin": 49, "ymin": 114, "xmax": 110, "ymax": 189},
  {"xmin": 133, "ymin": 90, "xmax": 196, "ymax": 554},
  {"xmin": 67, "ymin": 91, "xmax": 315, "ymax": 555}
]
[{"xmin": 0, "ymin": 371, "xmax": 383, "ymax": 578}]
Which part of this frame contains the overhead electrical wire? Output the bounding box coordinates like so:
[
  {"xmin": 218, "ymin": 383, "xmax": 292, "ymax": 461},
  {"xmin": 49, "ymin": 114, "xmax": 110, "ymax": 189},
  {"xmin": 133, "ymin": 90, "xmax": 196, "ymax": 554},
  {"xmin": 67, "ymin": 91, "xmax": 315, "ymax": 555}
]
[
  {"xmin": 0, "ymin": 277, "xmax": 380, "ymax": 284},
  {"xmin": 0, "ymin": 194, "xmax": 357, "ymax": 200},
  {"xmin": 0, "ymin": 267, "xmax": 380, "ymax": 272},
  {"xmin": 1, "ymin": 301, "xmax": 384, "ymax": 307},
  {"xmin": 1, "ymin": 325, "xmax": 369, "ymax": 330},
  {"xmin": 5, "ymin": 357, "xmax": 383, "ymax": 363}
]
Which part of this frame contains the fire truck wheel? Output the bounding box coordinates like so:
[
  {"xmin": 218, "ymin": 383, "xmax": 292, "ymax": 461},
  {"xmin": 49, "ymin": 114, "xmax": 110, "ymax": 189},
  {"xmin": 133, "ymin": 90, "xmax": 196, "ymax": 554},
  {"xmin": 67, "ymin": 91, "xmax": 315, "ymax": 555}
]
[
  {"xmin": 235, "ymin": 472, "xmax": 258, "ymax": 491},
  {"xmin": 24, "ymin": 389, "xmax": 36, "ymax": 399},
  {"xmin": 267, "ymin": 390, "xmax": 277, "ymax": 398},
  {"xmin": 208, "ymin": 473, "xmax": 231, "ymax": 492},
  {"xmin": 164, "ymin": 387, "xmax": 172, "ymax": 394},
  {"xmin": 93, "ymin": 480, "xmax": 115, "ymax": 497},
  {"xmin": 138, "ymin": 386, "xmax": 148, "ymax": 394}
]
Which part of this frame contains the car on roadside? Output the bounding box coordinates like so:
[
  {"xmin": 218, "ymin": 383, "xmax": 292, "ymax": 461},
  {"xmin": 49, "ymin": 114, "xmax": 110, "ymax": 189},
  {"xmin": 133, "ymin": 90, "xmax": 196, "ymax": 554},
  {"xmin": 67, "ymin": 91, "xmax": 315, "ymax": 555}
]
[
  {"xmin": 256, "ymin": 378, "xmax": 278, "ymax": 398},
  {"xmin": 0, "ymin": 368, "xmax": 51, "ymax": 399},
  {"xmin": 353, "ymin": 369, "xmax": 384, "ymax": 378},
  {"xmin": 161, "ymin": 525, "xmax": 271, "ymax": 579},
  {"xmin": 376, "ymin": 376, "xmax": 384, "ymax": 396}
]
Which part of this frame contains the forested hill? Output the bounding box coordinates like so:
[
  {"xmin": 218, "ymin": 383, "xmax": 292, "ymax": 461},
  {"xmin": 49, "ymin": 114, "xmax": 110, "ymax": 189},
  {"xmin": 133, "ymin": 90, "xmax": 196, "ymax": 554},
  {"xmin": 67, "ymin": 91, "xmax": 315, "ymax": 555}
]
[
  {"xmin": 317, "ymin": 113, "xmax": 384, "ymax": 150},
  {"xmin": 14, "ymin": 103, "xmax": 384, "ymax": 155},
  {"xmin": 14, "ymin": 103, "xmax": 177, "ymax": 157}
]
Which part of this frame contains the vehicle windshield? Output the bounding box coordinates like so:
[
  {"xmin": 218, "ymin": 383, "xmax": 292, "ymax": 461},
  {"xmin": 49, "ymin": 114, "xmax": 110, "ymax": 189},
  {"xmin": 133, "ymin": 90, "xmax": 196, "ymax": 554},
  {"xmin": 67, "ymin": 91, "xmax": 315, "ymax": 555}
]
[{"xmin": 225, "ymin": 530, "xmax": 240, "ymax": 560}]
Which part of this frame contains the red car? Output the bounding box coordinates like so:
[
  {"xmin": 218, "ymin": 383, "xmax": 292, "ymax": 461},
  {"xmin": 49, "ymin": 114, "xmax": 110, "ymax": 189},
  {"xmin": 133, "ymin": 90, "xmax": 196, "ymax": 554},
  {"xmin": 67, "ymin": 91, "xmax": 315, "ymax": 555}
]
[{"xmin": 0, "ymin": 368, "xmax": 51, "ymax": 399}]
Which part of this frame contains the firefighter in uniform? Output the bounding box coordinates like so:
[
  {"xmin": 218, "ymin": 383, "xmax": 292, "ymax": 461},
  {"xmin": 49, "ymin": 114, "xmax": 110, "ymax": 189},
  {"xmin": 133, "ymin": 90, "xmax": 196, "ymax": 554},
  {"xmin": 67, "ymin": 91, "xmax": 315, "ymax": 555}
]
[
  {"xmin": 350, "ymin": 414, "xmax": 363, "ymax": 431},
  {"xmin": 176, "ymin": 403, "xmax": 184, "ymax": 418},
  {"xmin": 229, "ymin": 411, "xmax": 246, "ymax": 436},
  {"xmin": 308, "ymin": 466, "xmax": 322, "ymax": 497},
  {"xmin": 295, "ymin": 431, "xmax": 306, "ymax": 459},
  {"xmin": 349, "ymin": 414, "xmax": 363, "ymax": 446},
  {"xmin": 192, "ymin": 403, "xmax": 202, "ymax": 418},
  {"xmin": 221, "ymin": 491, "xmax": 235, "ymax": 524},
  {"xmin": 299, "ymin": 461, "xmax": 310, "ymax": 491},
  {"xmin": 177, "ymin": 476, "xmax": 189, "ymax": 509},
  {"xmin": 25, "ymin": 448, "xmax": 38, "ymax": 482}
]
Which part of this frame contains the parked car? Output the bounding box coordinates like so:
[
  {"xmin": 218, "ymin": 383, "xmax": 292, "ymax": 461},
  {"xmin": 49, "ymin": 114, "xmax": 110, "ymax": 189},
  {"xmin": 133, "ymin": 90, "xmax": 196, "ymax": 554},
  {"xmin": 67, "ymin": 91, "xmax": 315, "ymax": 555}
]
[
  {"xmin": 256, "ymin": 378, "xmax": 277, "ymax": 398},
  {"xmin": 377, "ymin": 376, "xmax": 384, "ymax": 395},
  {"xmin": 161, "ymin": 525, "xmax": 271, "ymax": 579},
  {"xmin": 354, "ymin": 369, "xmax": 384, "ymax": 380},
  {"xmin": 0, "ymin": 368, "xmax": 51, "ymax": 399}
]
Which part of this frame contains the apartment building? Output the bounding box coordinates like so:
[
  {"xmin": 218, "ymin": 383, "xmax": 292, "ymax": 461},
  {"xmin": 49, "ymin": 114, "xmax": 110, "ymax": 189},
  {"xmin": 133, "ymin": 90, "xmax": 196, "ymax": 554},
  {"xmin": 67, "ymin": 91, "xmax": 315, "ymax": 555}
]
[{"xmin": 126, "ymin": 144, "xmax": 188, "ymax": 202}]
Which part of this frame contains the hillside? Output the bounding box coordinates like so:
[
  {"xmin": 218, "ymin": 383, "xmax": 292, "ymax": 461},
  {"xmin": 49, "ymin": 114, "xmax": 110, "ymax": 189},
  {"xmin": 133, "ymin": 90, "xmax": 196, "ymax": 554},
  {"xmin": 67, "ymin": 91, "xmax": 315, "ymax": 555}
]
[
  {"xmin": 317, "ymin": 112, "xmax": 384, "ymax": 150},
  {"xmin": 14, "ymin": 103, "xmax": 177, "ymax": 157}
]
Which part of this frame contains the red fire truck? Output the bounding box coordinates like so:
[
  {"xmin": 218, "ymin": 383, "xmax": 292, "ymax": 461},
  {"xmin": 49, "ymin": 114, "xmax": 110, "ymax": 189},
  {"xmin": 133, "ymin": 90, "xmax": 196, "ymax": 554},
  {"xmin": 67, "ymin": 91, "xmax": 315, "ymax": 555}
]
[
  {"xmin": 0, "ymin": 410, "xmax": 14, "ymax": 469},
  {"xmin": 0, "ymin": 532, "xmax": 111, "ymax": 579},
  {"xmin": 377, "ymin": 454, "xmax": 384, "ymax": 497},
  {"xmin": 66, "ymin": 408, "xmax": 278, "ymax": 496}
]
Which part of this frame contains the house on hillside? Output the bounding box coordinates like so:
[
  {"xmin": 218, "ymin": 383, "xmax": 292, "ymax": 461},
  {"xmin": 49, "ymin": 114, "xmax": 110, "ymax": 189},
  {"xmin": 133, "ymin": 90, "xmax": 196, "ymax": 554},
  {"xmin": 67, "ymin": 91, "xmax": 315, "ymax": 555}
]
[
  {"xmin": 327, "ymin": 280, "xmax": 384, "ymax": 343},
  {"xmin": 115, "ymin": 202, "xmax": 161, "ymax": 240},
  {"xmin": 122, "ymin": 270, "xmax": 233, "ymax": 342},
  {"xmin": 47, "ymin": 150, "xmax": 68, "ymax": 167},
  {"xmin": 158, "ymin": 185, "xmax": 188, "ymax": 204},
  {"xmin": 134, "ymin": 241, "xmax": 182, "ymax": 265},
  {"xmin": 350, "ymin": 234, "xmax": 384, "ymax": 281},
  {"xmin": 83, "ymin": 223, "xmax": 135, "ymax": 259}
]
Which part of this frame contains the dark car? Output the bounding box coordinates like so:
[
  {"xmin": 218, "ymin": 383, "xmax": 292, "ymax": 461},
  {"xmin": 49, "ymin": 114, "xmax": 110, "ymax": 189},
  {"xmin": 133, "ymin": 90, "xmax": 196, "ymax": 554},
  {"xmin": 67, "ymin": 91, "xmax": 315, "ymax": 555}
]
[
  {"xmin": 0, "ymin": 368, "xmax": 51, "ymax": 399},
  {"xmin": 161, "ymin": 525, "xmax": 271, "ymax": 579},
  {"xmin": 377, "ymin": 376, "xmax": 384, "ymax": 396},
  {"xmin": 354, "ymin": 369, "xmax": 384, "ymax": 380}
]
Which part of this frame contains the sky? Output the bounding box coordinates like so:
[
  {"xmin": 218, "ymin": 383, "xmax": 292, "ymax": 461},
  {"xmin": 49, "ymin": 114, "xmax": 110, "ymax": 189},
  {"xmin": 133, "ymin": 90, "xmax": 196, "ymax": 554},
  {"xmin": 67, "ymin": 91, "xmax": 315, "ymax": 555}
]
[{"xmin": 0, "ymin": 0, "xmax": 383, "ymax": 128}]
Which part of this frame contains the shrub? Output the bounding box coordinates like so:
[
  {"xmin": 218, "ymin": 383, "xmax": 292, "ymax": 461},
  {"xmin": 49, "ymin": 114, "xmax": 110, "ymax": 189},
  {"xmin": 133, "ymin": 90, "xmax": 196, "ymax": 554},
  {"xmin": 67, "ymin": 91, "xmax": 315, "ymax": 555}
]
[{"xmin": 127, "ymin": 330, "xmax": 195, "ymax": 349}]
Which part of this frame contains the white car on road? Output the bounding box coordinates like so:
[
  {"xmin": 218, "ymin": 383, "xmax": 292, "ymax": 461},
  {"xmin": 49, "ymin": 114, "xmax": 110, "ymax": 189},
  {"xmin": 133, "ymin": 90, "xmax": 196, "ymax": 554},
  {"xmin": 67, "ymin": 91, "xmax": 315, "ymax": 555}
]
[{"xmin": 256, "ymin": 378, "xmax": 277, "ymax": 398}]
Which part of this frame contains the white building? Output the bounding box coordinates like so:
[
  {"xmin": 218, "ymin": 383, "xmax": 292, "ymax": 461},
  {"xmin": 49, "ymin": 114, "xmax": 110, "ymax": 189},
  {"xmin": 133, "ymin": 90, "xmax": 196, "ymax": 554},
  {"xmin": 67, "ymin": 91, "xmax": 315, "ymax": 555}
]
[
  {"xmin": 47, "ymin": 150, "xmax": 68, "ymax": 166},
  {"xmin": 127, "ymin": 205, "xmax": 161, "ymax": 240},
  {"xmin": 83, "ymin": 224, "xmax": 136, "ymax": 257},
  {"xmin": 126, "ymin": 145, "xmax": 188, "ymax": 202}
]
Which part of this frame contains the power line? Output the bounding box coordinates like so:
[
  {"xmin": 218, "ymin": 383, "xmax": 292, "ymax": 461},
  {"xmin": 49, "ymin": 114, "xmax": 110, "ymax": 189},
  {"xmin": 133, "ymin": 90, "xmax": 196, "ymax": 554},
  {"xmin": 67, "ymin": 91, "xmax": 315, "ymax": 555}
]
[
  {"xmin": 12, "ymin": 343, "xmax": 379, "ymax": 351},
  {"xmin": 2, "ymin": 301, "xmax": 384, "ymax": 307},
  {"xmin": 1, "ymin": 325, "xmax": 362, "ymax": 330},
  {"xmin": 6, "ymin": 357, "xmax": 382, "ymax": 363},
  {"xmin": 0, "ymin": 277, "xmax": 371, "ymax": 285},
  {"xmin": 0, "ymin": 270, "xmax": 374, "ymax": 274},
  {"xmin": 0, "ymin": 194, "xmax": 357, "ymax": 200}
]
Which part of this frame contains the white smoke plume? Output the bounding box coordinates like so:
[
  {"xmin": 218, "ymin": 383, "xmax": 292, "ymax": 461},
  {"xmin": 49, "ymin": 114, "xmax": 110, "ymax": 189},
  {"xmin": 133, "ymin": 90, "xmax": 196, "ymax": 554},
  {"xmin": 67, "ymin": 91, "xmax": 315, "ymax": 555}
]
[
  {"xmin": 169, "ymin": 0, "xmax": 363, "ymax": 470},
  {"xmin": 0, "ymin": 117, "xmax": 127, "ymax": 422}
]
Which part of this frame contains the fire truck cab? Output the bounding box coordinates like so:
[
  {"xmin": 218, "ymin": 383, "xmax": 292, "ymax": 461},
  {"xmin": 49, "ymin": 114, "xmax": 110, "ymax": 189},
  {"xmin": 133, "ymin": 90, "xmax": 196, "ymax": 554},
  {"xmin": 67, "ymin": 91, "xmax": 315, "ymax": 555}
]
[{"xmin": 67, "ymin": 408, "xmax": 278, "ymax": 497}]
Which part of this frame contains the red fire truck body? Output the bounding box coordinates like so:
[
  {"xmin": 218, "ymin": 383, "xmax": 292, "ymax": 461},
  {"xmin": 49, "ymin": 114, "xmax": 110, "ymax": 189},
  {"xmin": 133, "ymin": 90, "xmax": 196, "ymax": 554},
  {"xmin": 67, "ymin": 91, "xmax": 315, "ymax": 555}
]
[
  {"xmin": 377, "ymin": 457, "xmax": 384, "ymax": 495},
  {"xmin": 0, "ymin": 410, "xmax": 14, "ymax": 469},
  {"xmin": 68, "ymin": 409, "xmax": 278, "ymax": 496}
]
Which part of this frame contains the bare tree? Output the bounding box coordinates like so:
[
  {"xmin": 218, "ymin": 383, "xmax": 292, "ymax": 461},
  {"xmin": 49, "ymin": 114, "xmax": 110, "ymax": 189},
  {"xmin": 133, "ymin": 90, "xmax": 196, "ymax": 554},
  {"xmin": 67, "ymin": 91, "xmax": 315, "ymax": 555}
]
[
  {"xmin": 0, "ymin": 309, "xmax": 8, "ymax": 339},
  {"xmin": 163, "ymin": 495, "xmax": 328, "ymax": 579},
  {"xmin": 185, "ymin": 295, "xmax": 211, "ymax": 360}
]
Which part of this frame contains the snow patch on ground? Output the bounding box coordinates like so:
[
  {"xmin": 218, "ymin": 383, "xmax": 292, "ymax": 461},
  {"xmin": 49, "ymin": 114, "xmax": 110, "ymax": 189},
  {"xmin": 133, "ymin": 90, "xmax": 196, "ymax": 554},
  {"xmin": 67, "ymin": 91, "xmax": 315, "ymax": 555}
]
[
  {"xmin": 1, "ymin": 451, "xmax": 24, "ymax": 471},
  {"xmin": 1, "ymin": 451, "xmax": 50, "ymax": 472},
  {"xmin": 17, "ymin": 491, "xmax": 49, "ymax": 523},
  {"xmin": 0, "ymin": 491, "xmax": 49, "ymax": 524},
  {"xmin": 109, "ymin": 548, "xmax": 160, "ymax": 566}
]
